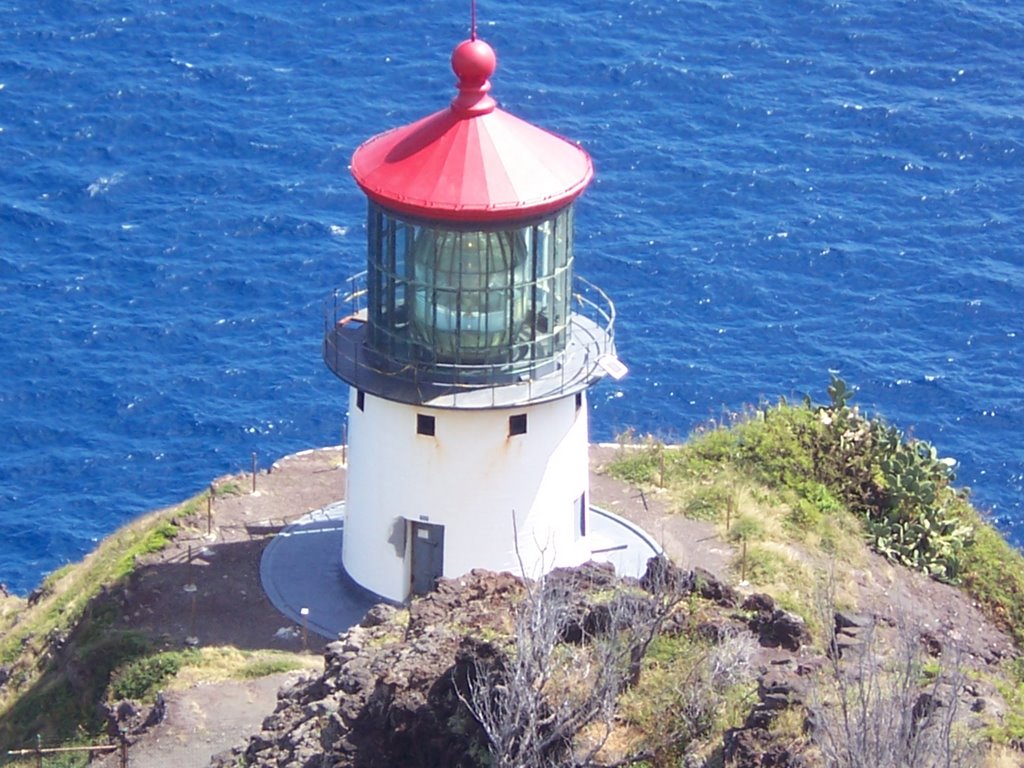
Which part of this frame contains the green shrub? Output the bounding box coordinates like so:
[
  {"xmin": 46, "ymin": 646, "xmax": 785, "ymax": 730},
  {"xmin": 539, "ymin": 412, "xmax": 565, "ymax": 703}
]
[
  {"xmin": 676, "ymin": 427, "xmax": 739, "ymax": 480},
  {"xmin": 719, "ymin": 377, "xmax": 973, "ymax": 584},
  {"xmin": 728, "ymin": 514, "xmax": 764, "ymax": 543},
  {"xmin": 786, "ymin": 498, "xmax": 824, "ymax": 532},
  {"xmin": 684, "ymin": 485, "xmax": 732, "ymax": 521},
  {"xmin": 619, "ymin": 630, "xmax": 755, "ymax": 759},
  {"xmin": 863, "ymin": 426, "xmax": 972, "ymax": 582},
  {"xmin": 732, "ymin": 404, "xmax": 822, "ymax": 490},
  {"xmin": 109, "ymin": 650, "xmax": 195, "ymax": 701}
]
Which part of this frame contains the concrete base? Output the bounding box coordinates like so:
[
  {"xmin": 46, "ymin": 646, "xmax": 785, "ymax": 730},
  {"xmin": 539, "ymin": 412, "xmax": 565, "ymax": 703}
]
[{"xmin": 260, "ymin": 502, "xmax": 661, "ymax": 639}]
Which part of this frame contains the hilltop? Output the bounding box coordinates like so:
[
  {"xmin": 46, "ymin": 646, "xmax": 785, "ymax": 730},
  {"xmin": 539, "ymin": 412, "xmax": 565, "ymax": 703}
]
[{"xmin": 2, "ymin": 381, "xmax": 1024, "ymax": 766}]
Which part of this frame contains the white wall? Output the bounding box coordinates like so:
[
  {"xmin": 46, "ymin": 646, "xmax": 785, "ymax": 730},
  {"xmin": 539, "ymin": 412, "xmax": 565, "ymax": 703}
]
[{"xmin": 342, "ymin": 388, "xmax": 591, "ymax": 602}]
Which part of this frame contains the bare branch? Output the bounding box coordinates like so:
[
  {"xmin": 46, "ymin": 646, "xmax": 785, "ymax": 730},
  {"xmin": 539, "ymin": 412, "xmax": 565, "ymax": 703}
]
[
  {"xmin": 807, "ymin": 577, "xmax": 981, "ymax": 768},
  {"xmin": 456, "ymin": 556, "xmax": 752, "ymax": 768}
]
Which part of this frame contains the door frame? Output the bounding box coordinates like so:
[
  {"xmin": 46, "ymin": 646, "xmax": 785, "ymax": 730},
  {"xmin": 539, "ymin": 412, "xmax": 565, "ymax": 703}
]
[{"xmin": 409, "ymin": 520, "xmax": 445, "ymax": 597}]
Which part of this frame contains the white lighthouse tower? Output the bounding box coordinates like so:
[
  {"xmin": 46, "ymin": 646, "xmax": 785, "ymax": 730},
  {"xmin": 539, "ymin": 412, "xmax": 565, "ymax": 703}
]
[{"xmin": 324, "ymin": 33, "xmax": 622, "ymax": 603}]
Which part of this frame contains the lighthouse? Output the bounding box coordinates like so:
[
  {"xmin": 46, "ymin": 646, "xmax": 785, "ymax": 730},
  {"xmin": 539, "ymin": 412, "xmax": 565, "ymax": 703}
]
[{"xmin": 323, "ymin": 33, "xmax": 623, "ymax": 603}]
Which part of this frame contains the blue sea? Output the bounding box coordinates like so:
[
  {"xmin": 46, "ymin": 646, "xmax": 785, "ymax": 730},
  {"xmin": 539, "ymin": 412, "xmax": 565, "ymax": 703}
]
[{"xmin": 1, "ymin": 0, "xmax": 1021, "ymax": 595}]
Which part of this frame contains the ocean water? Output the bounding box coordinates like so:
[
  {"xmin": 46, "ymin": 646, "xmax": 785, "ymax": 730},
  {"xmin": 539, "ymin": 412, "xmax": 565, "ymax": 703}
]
[{"xmin": 0, "ymin": 0, "xmax": 1021, "ymax": 595}]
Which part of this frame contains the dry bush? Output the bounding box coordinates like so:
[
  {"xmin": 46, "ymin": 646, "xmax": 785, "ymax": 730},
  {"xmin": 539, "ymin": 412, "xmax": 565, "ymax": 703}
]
[
  {"xmin": 807, "ymin": 584, "xmax": 981, "ymax": 768},
  {"xmin": 456, "ymin": 559, "xmax": 701, "ymax": 768}
]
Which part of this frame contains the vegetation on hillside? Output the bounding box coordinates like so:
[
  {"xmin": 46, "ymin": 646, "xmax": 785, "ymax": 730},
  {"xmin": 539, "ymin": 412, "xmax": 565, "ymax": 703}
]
[
  {"xmin": 609, "ymin": 376, "xmax": 1024, "ymax": 648},
  {"xmin": 0, "ymin": 496, "xmax": 202, "ymax": 749},
  {"xmin": 603, "ymin": 377, "xmax": 1024, "ymax": 761},
  {"xmin": 0, "ymin": 484, "xmax": 313, "ymax": 754}
]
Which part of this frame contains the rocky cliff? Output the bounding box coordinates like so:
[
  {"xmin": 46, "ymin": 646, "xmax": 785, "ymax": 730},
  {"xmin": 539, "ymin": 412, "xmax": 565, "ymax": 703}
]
[{"xmin": 211, "ymin": 558, "xmax": 1002, "ymax": 768}]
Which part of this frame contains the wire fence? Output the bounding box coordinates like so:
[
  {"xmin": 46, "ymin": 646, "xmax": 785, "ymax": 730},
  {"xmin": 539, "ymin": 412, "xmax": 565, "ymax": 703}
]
[
  {"xmin": 4, "ymin": 735, "xmax": 234, "ymax": 768},
  {"xmin": 5, "ymin": 738, "xmax": 127, "ymax": 768}
]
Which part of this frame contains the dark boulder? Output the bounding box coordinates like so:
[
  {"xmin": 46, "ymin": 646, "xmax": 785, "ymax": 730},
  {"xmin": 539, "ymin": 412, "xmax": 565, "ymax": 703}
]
[{"xmin": 743, "ymin": 594, "xmax": 811, "ymax": 651}]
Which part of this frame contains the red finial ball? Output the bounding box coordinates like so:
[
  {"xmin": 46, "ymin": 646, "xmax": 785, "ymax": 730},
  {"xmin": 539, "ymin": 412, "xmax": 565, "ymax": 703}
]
[{"xmin": 451, "ymin": 38, "xmax": 496, "ymax": 88}]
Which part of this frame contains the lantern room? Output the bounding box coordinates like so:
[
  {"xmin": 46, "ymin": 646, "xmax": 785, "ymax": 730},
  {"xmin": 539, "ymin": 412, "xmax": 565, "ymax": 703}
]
[{"xmin": 327, "ymin": 38, "xmax": 615, "ymax": 403}]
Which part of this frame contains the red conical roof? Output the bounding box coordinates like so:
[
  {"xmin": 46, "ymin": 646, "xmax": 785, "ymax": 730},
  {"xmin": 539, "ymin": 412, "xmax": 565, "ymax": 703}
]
[{"xmin": 350, "ymin": 38, "xmax": 593, "ymax": 223}]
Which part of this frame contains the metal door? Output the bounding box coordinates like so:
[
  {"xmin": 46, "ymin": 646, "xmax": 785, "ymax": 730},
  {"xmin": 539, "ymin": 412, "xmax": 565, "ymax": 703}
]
[{"xmin": 410, "ymin": 521, "xmax": 445, "ymax": 596}]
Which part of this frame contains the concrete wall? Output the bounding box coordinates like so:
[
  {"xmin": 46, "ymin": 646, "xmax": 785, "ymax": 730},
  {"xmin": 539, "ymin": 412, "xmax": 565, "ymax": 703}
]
[{"xmin": 342, "ymin": 388, "xmax": 591, "ymax": 601}]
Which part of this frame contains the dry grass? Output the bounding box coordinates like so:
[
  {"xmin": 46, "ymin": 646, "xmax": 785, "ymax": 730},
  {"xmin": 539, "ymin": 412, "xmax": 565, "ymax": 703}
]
[
  {"xmin": 979, "ymin": 744, "xmax": 1024, "ymax": 767},
  {"xmin": 611, "ymin": 438, "xmax": 872, "ymax": 641},
  {"xmin": 169, "ymin": 646, "xmax": 320, "ymax": 689}
]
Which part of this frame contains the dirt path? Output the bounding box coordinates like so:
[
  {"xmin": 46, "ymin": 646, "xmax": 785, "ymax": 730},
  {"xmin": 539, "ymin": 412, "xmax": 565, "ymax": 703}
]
[
  {"xmin": 126, "ymin": 445, "xmax": 732, "ymax": 656},
  {"xmin": 98, "ymin": 673, "xmax": 301, "ymax": 768},
  {"xmin": 588, "ymin": 444, "xmax": 734, "ymax": 577}
]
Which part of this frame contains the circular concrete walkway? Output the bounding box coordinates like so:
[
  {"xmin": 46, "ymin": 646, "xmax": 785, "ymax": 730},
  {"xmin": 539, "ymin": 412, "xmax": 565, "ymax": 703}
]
[{"xmin": 260, "ymin": 502, "xmax": 661, "ymax": 639}]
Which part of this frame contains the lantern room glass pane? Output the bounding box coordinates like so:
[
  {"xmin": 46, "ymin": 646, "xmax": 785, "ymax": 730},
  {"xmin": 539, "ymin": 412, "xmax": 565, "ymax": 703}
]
[
  {"xmin": 410, "ymin": 228, "xmax": 529, "ymax": 362},
  {"xmin": 366, "ymin": 203, "xmax": 575, "ymax": 377}
]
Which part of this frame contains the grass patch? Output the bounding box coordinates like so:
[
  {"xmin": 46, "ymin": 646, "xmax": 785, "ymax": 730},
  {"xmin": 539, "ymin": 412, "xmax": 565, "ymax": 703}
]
[
  {"xmin": 107, "ymin": 646, "xmax": 314, "ymax": 702},
  {"xmin": 617, "ymin": 631, "xmax": 756, "ymax": 762},
  {"xmin": 727, "ymin": 514, "xmax": 765, "ymax": 544},
  {"xmin": 167, "ymin": 647, "xmax": 319, "ymax": 689},
  {"xmin": 238, "ymin": 657, "xmax": 308, "ymax": 679},
  {"xmin": 682, "ymin": 484, "xmax": 732, "ymax": 521},
  {"xmin": 735, "ymin": 543, "xmax": 786, "ymax": 584},
  {"xmin": 608, "ymin": 430, "xmax": 739, "ymax": 490},
  {"xmin": 214, "ymin": 480, "xmax": 244, "ymax": 497},
  {"xmin": 137, "ymin": 521, "xmax": 179, "ymax": 556}
]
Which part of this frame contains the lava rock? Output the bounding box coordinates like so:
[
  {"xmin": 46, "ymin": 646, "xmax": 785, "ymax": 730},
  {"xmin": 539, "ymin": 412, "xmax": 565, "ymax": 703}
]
[
  {"xmin": 834, "ymin": 610, "xmax": 873, "ymax": 630},
  {"xmin": 744, "ymin": 594, "xmax": 811, "ymax": 651},
  {"xmin": 103, "ymin": 694, "xmax": 166, "ymax": 740},
  {"xmin": 640, "ymin": 556, "xmax": 694, "ymax": 595},
  {"xmin": 694, "ymin": 566, "xmax": 739, "ymax": 607}
]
